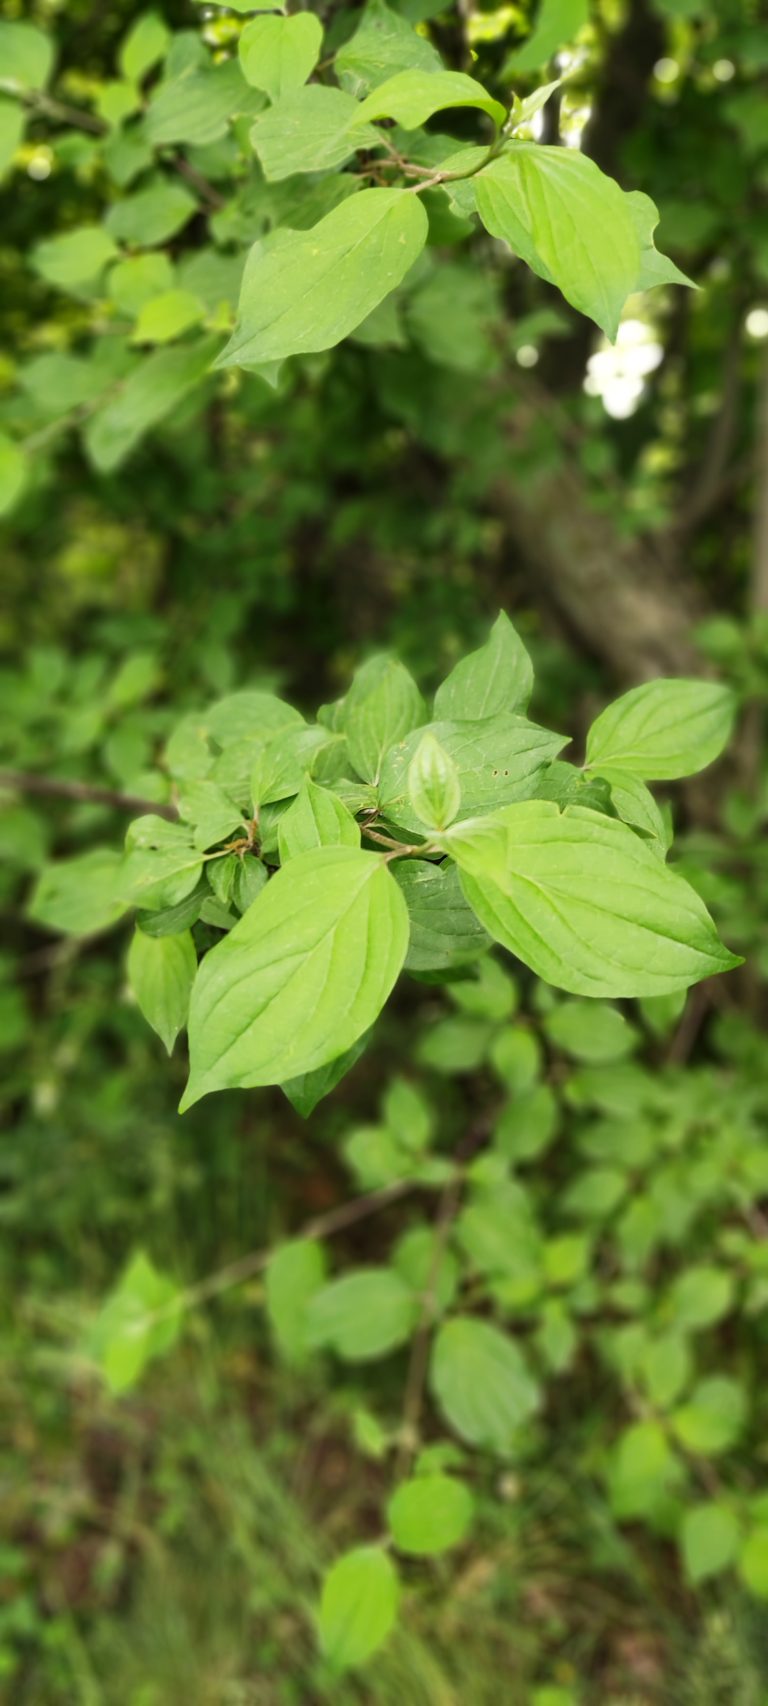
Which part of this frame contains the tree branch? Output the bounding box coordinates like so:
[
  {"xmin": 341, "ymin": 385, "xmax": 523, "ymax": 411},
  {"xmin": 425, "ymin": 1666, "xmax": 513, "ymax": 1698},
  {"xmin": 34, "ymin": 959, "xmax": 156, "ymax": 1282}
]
[{"xmin": 0, "ymin": 771, "xmax": 177, "ymax": 821}]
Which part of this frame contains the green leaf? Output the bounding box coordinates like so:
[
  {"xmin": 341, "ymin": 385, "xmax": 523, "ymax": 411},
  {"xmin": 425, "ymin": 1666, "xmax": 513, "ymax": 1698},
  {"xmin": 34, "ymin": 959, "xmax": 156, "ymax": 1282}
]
[
  {"xmin": 504, "ymin": 0, "xmax": 588, "ymax": 73},
  {"xmin": 0, "ymin": 434, "xmax": 27, "ymax": 517},
  {"xmin": 32, "ymin": 226, "xmax": 118, "ymax": 290},
  {"xmin": 87, "ymin": 1250, "xmax": 181, "ymax": 1395},
  {"xmin": 344, "ymin": 1123, "xmax": 407, "ymax": 1188},
  {"xmin": 407, "ymin": 731, "xmax": 461, "ymax": 830},
  {"xmin": 265, "ymin": 1238, "xmax": 327, "ymax": 1365},
  {"xmin": 136, "ymin": 878, "xmax": 207, "ymax": 938},
  {"xmin": 181, "ymin": 847, "xmax": 408, "ymax": 1106},
  {"xmin": 145, "ymin": 58, "xmax": 261, "ymax": 148},
  {"xmin": 387, "ymin": 1474, "xmax": 473, "ymax": 1556},
  {"xmin": 609, "ymin": 1420, "xmax": 682, "ymax": 1520},
  {"xmin": 108, "ymin": 253, "xmax": 175, "ymax": 317},
  {"xmin": 0, "ymin": 21, "xmax": 55, "ymax": 91},
  {"xmin": 127, "ymin": 926, "xmax": 197, "ymax": 1054},
  {"xmin": 393, "ymin": 1226, "xmax": 457, "ymax": 1308},
  {"xmin": 28, "ymin": 849, "xmax": 128, "ymax": 936},
  {"xmin": 672, "ymin": 1377, "xmax": 747, "ymax": 1456},
  {"xmin": 343, "ymin": 654, "xmax": 424, "ymax": 783},
  {"xmin": 450, "ymin": 801, "xmax": 740, "ymax": 998},
  {"xmin": 216, "ymin": 189, "xmax": 428, "ymax": 368},
  {"xmin": 106, "ymin": 181, "xmax": 198, "ymax": 247},
  {"xmin": 354, "ymin": 68, "xmax": 505, "ymax": 130},
  {"xmin": 278, "ymin": 778, "xmax": 360, "ymax": 862},
  {"xmin": 394, "ymin": 859, "xmax": 491, "ymax": 973},
  {"xmin": 206, "ymin": 689, "xmax": 304, "ymax": 747},
  {"xmin": 249, "ymin": 85, "xmax": 378, "ymax": 181},
  {"xmin": 335, "ymin": 0, "xmax": 441, "ymax": 95},
  {"xmin": 383, "ymin": 1077, "xmax": 434, "ymax": 1150},
  {"xmin": 239, "ymin": 13, "xmax": 322, "ymax": 99},
  {"xmin": 627, "ymin": 191, "xmax": 695, "ymax": 292},
  {"xmin": 585, "ymin": 679, "xmax": 735, "ymax": 780},
  {"xmin": 85, "ymin": 339, "xmax": 215, "ymax": 473},
  {"xmin": 131, "ymin": 289, "xmax": 205, "ymax": 345},
  {"xmin": 475, "ymin": 145, "xmax": 640, "ymax": 341},
  {"xmin": 318, "ymin": 1546, "xmax": 399, "ymax": 1672},
  {"xmin": 666, "ymin": 1265, "xmax": 735, "ymax": 1331},
  {"xmin": 119, "ymin": 12, "xmax": 170, "ymax": 85},
  {"xmin": 281, "ymin": 1032, "xmax": 371, "ymax": 1117},
  {"xmin": 740, "ymin": 1528, "xmax": 768, "ymax": 1598},
  {"xmin": 120, "ymin": 816, "xmax": 204, "ymax": 912},
  {"xmin": 591, "ymin": 766, "xmax": 670, "ymax": 853},
  {"xmin": 544, "ymin": 999, "xmax": 637, "ymax": 1063},
  {"xmin": 380, "ymin": 715, "xmax": 566, "ymax": 837},
  {"xmin": 430, "ymin": 1317, "xmax": 540, "ymax": 1453},
  {"xmin": 0, "ymin": 97, "xmax": 24, "ymax": 179},
  {"xmin": 434, "ymin": 612, "xmax": 533, "ymax": 720},
  {"xmin": 306, "ymin": 1267, "xmax": 415, "ymax": 1361}
]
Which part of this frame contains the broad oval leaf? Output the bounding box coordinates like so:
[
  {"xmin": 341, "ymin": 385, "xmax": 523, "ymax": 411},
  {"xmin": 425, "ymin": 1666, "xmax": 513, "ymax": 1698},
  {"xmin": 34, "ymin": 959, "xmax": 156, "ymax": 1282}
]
[
  {"xmin": 239, "ymin": 13, "xmax": 322, "ymax": 99},
  {"xmin": 430, "ymin": 1316, "xmax": 540, "ymax": 1453},
  {"xmin": 249, "ymin": 84, "xmax": 378, "ymax": 181},
  {"xmin": 342, "ymin": 653, "xmax": 424, "ymax": 782},
  {"xmin": 216, "ymin": 189, "xmax": 428, "ymax": 368},
  {"xmin": 475, "ymin": 144, "xmax": 640, "ymax": 340},
  {"xmin": 278, "ymin": 778, "xmax": 360, "ymax": 862},
  {"xmin": 387, "ymin": 1473, "xmax": 474, "ymax": 1556},
  {"xmin": 451, "ymin": 801, "xmax": 740, "ymax": 997},
  {"xmin": 0, "ymin": 20, "xmax": 55, "ymax": 91},
  {"xmin": 181, "ymin": 846, "xmax": 409, "ymax": 1106},
  {"xmin": 265, "ymin": 1238, "xmax": 327, "ymax": 1365},
  {"xmin": 434, "ymin": 611, "xmax": 533, "ymax": 720},
  {"xmin": 353, "ymin": 68, "xmax": 506, "ymax": 130},
  {"xmin": 380, "ymin": 713, "xmax": 567, "ymax": 836},
  {"xmin": 306, "ymin": 1266, "xmax": 415, "ymax": 1361},
  {"xmin": 585, "ymin": 678, "xmax": 735, "ymax": 779},
  {"xmin": 127, "ymin": 926, "xmax": 197, "ymax": 1054},
  {"xmin": 318, "ymin": 1546, "xmax": 400, "ymax": 1672},
  {"xmin": 394, "ymin": 859, "xmax": 491, "ymax": 973}
]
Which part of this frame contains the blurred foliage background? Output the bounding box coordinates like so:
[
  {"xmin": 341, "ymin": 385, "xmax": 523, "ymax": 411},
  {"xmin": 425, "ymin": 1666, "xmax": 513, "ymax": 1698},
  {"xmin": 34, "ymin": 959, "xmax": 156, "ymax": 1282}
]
[{"xmin": 2, "ymin": 0, "xmax": 768, "ymax": 1700}]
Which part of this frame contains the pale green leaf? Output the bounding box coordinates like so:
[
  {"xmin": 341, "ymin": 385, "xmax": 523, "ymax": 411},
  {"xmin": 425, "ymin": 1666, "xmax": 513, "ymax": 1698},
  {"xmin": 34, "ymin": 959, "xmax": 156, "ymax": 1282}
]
[
  {"xmin": 592, "ymin": 766, "xmax": 670, "ymax": 853},
  {"xmin": 387, "ymin": 1474, "xmax": 474, "ymax": 1556},
  {"xmin": 306, "ymin": 1267, "xmax": 415, "ymax": 1360},
  {"xmin": 216, "ymin": 189, "xmax": 428, "ymax": 368},
  {"xmin": 353, "ymin": 68, "xmax": 506, "ymax": 130},
  {"xmin": 379, "ymin": 714, "xmax": 566, "ymax": 836},
  {"xmin": 585, "ymin": 678, "xmax": 735, "ymax": 780},
  {"xmin": 106, "ymin": 181, "xmax": 198, "ymax": 247},
  {"xmin": 335, "ymin": 0, "xmax": 441, "ymax": 96},
  {"xmin": 127, "ymin": 926, "xmax": 197, "ymax": 1053},
  {"xmin": 119, "ymin": 815, "xmax": 204, "ymax": 911},
  {"xmin": 430, "ymin": 1317, "xmax": 540, "ymax": 1452},
  {"xmin": 131, "ymin": 288, "xmax": 205, "ymax": 345},
  {"xmin": 85, "ymin": 339, "xmax": 215, "ymax": 473},
  {"xmin": 544, "ymin": 998, "xmax": 637, "ymax": 1063},
  {"xmin": 28, "ymin": 849, "xmax": 128, "ymax": 936},
  {"xmin": 319, "ymin": 1546, "xmax": 400, "ymax": 1672},
  {"xmin": 145, "ymin": 58, "xmax": 261, "ymax": 148},
  {"xmin": 87, "ymin": 1250, "xmax": 181, "ymax": 1395},
  {"xmin": 0, "ymin": 20, "xmax": 55, "ymax": 91},
  {"xmin": 475, "ymin": 145, "xmax": 640, "ymax": 340},
  {"xmin": 343, "ymin": 653, "xmax": 424, "ymax": 782},
  {"xmin": 249, "ymin": 85, "xmax": 378, "ymax": 181},
  {"xmin": 504, "ymin": 0, "xmax": 588, "ymax": 73},
  {"xmin": 119, "ymin": 12, "xmax": 170, "ymax": 85},
  {"xmin": 278, "ymin": 778, "xmax": 360, "ymax": 862},
  {"xmin": 434, "ymin": 612, "xmax": 533, "ymax": 719},
  {"xmin": 180, "ymin": 847, "xmax": 409, "ymax": 1106},
  {"xmin": 108, "ymin": 253, "xmax": 175, "ymax": 317},
  {"xmin": 450, "ymin": 801, "xmax": 740, "ymax": 997},
  {"xmin": 265, "ymin": 1239, "xmax": 327, "ymax": 1365},
  {"xmin": 32, "ymin": 226, "xmax": 118, "ymax": 289},
  {"xmin": 672, "ymin": 1377, "xmax": 747, "ymax": 1456},
  {"xmin": 0, "ymin": 96, "xmax": 24, "ymax": 179},
  {"xmin": 627, "ymin": 191, "xmax": 695, "ymax": 291},
  {"xmin": 0, "ymin": 433, "xmax": 27, "ymax": 518},
  {"xmin": 408, "ymin": 731, "xmax": 461, "ymax": 830},
  {"xmin": 681, "ymin": 1503, "xmax": 740, "ymax": 1585},
  {"xmin": 239, "ymin": 13, "xmax": 322, "ymax": 99}
]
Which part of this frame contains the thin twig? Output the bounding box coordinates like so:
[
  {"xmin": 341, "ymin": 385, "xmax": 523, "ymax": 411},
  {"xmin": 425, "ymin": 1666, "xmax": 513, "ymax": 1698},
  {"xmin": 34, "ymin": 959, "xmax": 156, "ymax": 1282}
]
[
  {"xmin": 124, "ymin": 1177, "xmax": 420, "ymax": 1333},
  {"xmin": 172, "ymin": 153, "xmax": 226, "ymax": 211},
  {"xmin": 0, "ymin": 770, "xmax": 177, "ymax": 821}
]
